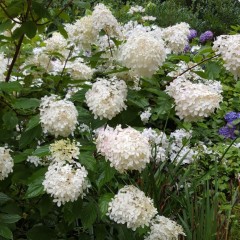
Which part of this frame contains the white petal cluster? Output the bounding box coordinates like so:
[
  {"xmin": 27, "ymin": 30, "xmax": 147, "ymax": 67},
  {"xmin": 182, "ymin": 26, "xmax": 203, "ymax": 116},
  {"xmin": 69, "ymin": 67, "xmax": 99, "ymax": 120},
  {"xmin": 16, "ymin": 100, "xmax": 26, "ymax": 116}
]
[
  {"xmin": 96, "ymin": 125, "xmax": 151, "ymax": 173},
  {"xmin": 108, "ymin": 185, "xmax": 157, "ymax": 230},
  {"xmin": 128, "ymin": 5, "xmax": 145, "ymax": 14},
  {"xmin": 142, "ymin": 128, "xmax": 169, "ymax": 163},
  {"xmin": 42, "ymin": 162, "xmax": 90, "ymax": 207},
  {"xmin": 85, "ymin": 77, "xmax": 127, "ymax": 120},
  {"xmin": 144, "ymin": 215, "xmax": 185, "ymax": 240},
  {"xmin": 0, "ymin": 53, "xmax": 8, "ymax": 81},
  {"xmin": 118, "ymin": 31, "xmax": 166, "ymax": 77},
  {"xmin": 140, "ymin": 107, "xmax": 152, "ymax": 124},
  {"xmin": 92, "ymin": 3, "xmax": 121, "ymax": 37},
  {"xmin": 160, "ymin": 22, "xmax": 190, "ymax": 54},
  {"xmin": 66, "ymin": 60, "xmax": 94, "ymax": 80},
  {"xmin": 0, "ymin": 147, "xmax": 14, "ymax": 180},
  {"xmin": 166, "ymin": 77, "xmax": 223, "ymax": 121},
  {"xmin": 64, "ymin": 16, "xmax": 98, "ymax": 49},
  {"xmin": 44, "ymin": 32, "xmax": 67, "ymax": 53},
  {"xmin": 169, "ymin": 129, "xmax": 197, "ymax": 164},
  {"xmin": 39, "ymin": 95, "xmax": 78, "ymax": 137},
  {"xmin": 213, "ymin": 34, "xmax": 240, "ymax": 79},
  {"xmin": 49, "ymin": 139, "xmax": 80, "ymax": 163},
  {"xmin": 142, "ymin": 16, "xmax": 156, "ymax": 21}
]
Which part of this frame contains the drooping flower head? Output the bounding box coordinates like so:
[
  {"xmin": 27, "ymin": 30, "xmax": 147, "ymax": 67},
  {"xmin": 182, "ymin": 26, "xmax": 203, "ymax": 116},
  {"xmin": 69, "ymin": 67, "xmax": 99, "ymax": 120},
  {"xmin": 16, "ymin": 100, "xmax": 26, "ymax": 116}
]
[
  {"xmin": 108, "ymin": 185, "xmax": 157, "ymax": 230},
  {"xmin": 96, "ymin": 125, "xmax": 151, "ymax": 173},
  {"xmin": 188, "ymin": 29, "xmax": 197, "ymax": 40},
  {"xmin": 144, "ymin": 215, "xmax": 185, "ymax": 240},
  {"xmin": 85, "ymin": 77, "xmax": 128, "ymax": 120},
  {"xmin": 43, "ymin": 162, "xmax": 90, "ymax": 206},
  {"xmin": 39, "ymin": 95, "xmax": 78, "ymax": 137},
  {"xmin": 119, "ymin": 31, "xmax": 166, "ymax": 77}
]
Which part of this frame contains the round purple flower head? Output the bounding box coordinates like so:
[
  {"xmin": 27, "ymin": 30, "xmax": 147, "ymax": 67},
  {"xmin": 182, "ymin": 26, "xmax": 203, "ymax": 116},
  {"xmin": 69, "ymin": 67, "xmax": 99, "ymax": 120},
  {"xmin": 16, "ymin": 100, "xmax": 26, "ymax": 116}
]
[
  {"xmin": 219, "ymin": 124, "xmax": 237, "ymax": 139},
  {"xmin": 184, "ymin": 43, "xmax": 191, "ymax": 52},
  {"xmin": 224, "ymin": 111, "xmax": 240, "ymax": 123},
  {"xmin": 199, "ymin": 31, "xmax": 214, "ymax": 43},
  {"xmin": 188, "ymin": 29, "xmax": 197, "ymax": 40}
]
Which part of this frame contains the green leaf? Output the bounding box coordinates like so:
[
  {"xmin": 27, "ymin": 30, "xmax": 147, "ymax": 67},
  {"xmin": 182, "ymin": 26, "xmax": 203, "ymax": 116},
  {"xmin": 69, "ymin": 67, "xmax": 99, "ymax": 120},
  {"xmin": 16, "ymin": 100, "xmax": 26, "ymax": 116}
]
[
  {"xmin": 32, "ymin": 2, "xmax": 51, "ymax": 18},
  {"xmin": 0, "ymin": 213, "xmax": 21, "ymax": 224},
  {"xmin": 13, "ymin": 98, "xmax": 40, "ymax": 110},
  {"xmin": 71, "ymin": 88, "xmax": 88, "ymax": 103},
  {"xmin": 2, "ymin": 111, "xmax": 18, "ymax": 130},
  {"xmin": 27, "ymin": 226, "xmax": 56, "ymax": 240},
  {"xmin": 19, "ymin": 125, "xmax": 42, "ymax": 149},
  {"xmin": 98, "ymin": 193, "xmax": 114, "ymax": 218},
  {"xmin": 32, "ymin": 145, "xmax": 50, "ymax": 157},
  {"xmin": 0, "ymin": 225, "xmax": 13, "ymax": 239},
  {"xmin": 80, "ymin": 200, "xmax": 98, "ymax": 228},
  {"xmin": 25, "ymin": 176, "xmax": 45, "ymax": 199},
  {"xmin": 127, "ymin": 90, "xmax": 149, "ymax": 109},
  {"xmin": 205, "ymin": 62, "xmax": 221, "ymax": 79},
  {"xmin": 38, "ymin": 196, "xmax": 54, "ymax": 218},
  {"xmin": 0, "ymin": 82, "xmax": 22, "ymax": 92},
  {"xmin": 58, "ymin": 25, "xmax": 68, "ymax": 39},
  {"xmin": 73, "ymin": 1, "xmax": 91, "ymax": 9},
  {"xmin": 63, "ymin": 199, "xmax": 83, "ymax": 223},
  {"xmin": 96, "ymin": 161, "xmax": 116, "ymax": 189},
  {"xmin": 79, "ymin": 152, "xmax": 96, "ymax": 172},
  {"xmin": 26, "ymin": 115, "xmax": 40, "ymax": 131},
  {"xmin": 22, "ymin": 21, "xmax": 37, "ymax": 39},
  {"xmin": 0, "ymin": 193, "xmax": 12, "ymax": 205}
]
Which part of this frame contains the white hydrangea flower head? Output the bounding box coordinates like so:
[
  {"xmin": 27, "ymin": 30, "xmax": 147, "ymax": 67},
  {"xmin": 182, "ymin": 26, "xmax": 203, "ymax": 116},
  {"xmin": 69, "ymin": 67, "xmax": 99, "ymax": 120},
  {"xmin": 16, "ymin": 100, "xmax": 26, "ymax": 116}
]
[
  {"xmin": 64, "ymin": 16, "xmax": 98, "ymax": 49},
  {"xmin": 49, "ymin": 139, "xmax": 80, "ymax": 163},
  {"xmin": 43, "ymin": 162, "xmax": 90, "ymax": 206},
  {"xmin": 96, "ymin": 125, "xmax": 151, "ymax": 173},
  {"xmin": 166, "ymin": 77, "xmax": 223, "ymax": 121},
  {"xmin": 66, "ymin": 59, "xmax": 94, "ymax": 80},
  {"xmin": 108, "ymin": 185, "xmax": 157, "ymax": 230},
  {"xmin": 213, "ymin": 34, "xmax": 240, "ymax": 79},
  {"xmin": 39, "ymin": 95, "xmax": 78, "ymax": 137},
  {"xmin": 128, "ymin": 5, "xmax": 145, "ymax": 14},
  {"xmin": 44, "ymin": 32, "xmax": 68, "ymax": 53},
  {"xmin": 144, "ymin": 215, "xmax": 185, "ymax": 240},
  {"xmin": 92, "ymin": 3, "xmax": 121, "ymax": 37},
  {"xmin": 0, "ymin": 147, "xmax": 14, "ymax": 180},
  {"xmin": 160, "ymin": 22, "xmax": 190, "ymax": 54},
  {"xmin": 118, "ymin": 31, "xmax": 166, "ymax": 78},
  {"xmin": 85, "ymin": 77, "xmax": 128, "ymax": 120},
  {"xmin": 140, "ymin": 107, "xmax": 152, "ymax": 124},
  {"xmin": 0, "ymin": 53, "xmax": 8, "ymax": 82}
]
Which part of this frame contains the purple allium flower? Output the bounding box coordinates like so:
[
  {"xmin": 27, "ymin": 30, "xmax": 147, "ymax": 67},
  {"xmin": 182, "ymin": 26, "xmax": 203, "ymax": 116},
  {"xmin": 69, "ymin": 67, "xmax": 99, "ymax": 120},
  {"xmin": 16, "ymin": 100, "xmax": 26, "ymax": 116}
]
[
  {"xmin": 199, "ymin": 30, "xmax": 214, "ymax": 43},
  {"xmin": 224, "ymin": 111, "xmax": 240, "ymax": 123},
  {"xmin": 184, "ymin": 43, "xmax": 191, "ymax": 52},
  {"xmin": 188, "ymin": 29, "xmax": 197, "ymax": 40},
  {"xmin": 219, "ymin": 124, "xmax": 237, "ymax": 139}
]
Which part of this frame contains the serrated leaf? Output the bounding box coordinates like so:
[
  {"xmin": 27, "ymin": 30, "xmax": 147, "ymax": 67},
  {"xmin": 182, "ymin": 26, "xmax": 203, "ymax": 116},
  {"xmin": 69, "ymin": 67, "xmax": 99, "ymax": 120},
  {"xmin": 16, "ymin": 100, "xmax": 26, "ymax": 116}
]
[
  {"xmin": 98, "ymin": 193, "xmax": 114, "ymax": 218},
  {"xmin": 80, "ymin": 200, "xmax": 97, "ymax": 228},
  {"xmin": 26, "ymin": 115, "xmax": 40, "ymax": 131},
  {"xmin": 27, "ymin": 226, "xmax": 56, "ymax": 240},
  {"xmin": 2, "ymin": 111, "xmax": 18, "ymax": 130},
  {"xmin": 13, "ymin": 98, "xmax": 40, "ymax": 110},
  {"xmin": 32, "ymin": 145, "xmax": 50, "ymax": 157},
  {"xmin": 0, "ymin": 82, "xmax": 22, "ymax": 92},
  {"xmin": 0, "ymin": 225, "xmax": 13, "ymax": 239},
  {"xmin": 79, "ymin": 152, "xmax": 96, "ymax": 172},
  {"xmin": 0, "ymin": 193, "xmax": 12, "ymax": 205},
  {"xmin": 0, "ymin": 213, "xmax": 21, "ymax": 224},
  {"xmin": 96, "ymin": 162, "xmax": 116, "ymax": 189}
]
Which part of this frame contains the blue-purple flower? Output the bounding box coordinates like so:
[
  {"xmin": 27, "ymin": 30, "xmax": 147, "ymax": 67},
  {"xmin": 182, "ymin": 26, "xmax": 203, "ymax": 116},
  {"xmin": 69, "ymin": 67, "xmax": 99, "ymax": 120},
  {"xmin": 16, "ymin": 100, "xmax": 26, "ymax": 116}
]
[
  {"xmin": 188, "ymin": 29, "xmax": 197, "ymax": 40},
  {"xmin": 224, "ymin": 111, "xmax": 240, "ymax": 123},
  {"xmin": 199, "ymin": 31, "xmax": 214, "ymax": 43},
  {"xmin": 219, "ymin": 124, "xmax": 237, "ymax": 139},
  {"xmin": 184, "ymin": 43, "xmax": 191, "ymax": 52},
  {"xmin": 219, "ymin": 111, "xmax": 240, "ymax": 139}
]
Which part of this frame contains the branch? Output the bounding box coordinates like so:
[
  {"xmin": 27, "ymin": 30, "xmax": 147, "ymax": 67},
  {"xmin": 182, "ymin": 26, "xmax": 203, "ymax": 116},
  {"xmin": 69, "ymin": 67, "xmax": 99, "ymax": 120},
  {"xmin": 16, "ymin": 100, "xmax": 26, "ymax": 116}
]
[
  {"xmin": 0, "ymin": 3, "xmax": 21, "ymax": 23},
  {"xmin": 172, "ymin": 54, "xmax": 221, "ymax": 81},
  {"xmin": 5, "ymin": 34, "xmax": 24, "ymax": 82}
]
